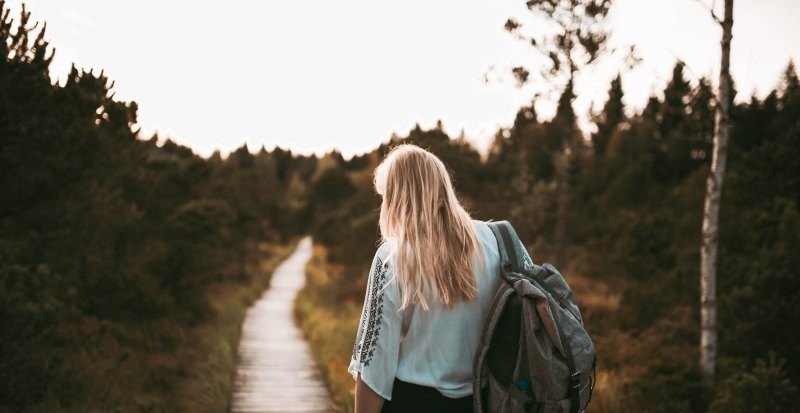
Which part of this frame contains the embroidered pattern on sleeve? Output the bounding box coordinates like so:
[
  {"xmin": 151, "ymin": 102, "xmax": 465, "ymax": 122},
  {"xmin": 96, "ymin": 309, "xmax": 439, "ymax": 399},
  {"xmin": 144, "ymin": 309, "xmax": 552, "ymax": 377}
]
[{"xmin": 351, "ymin": 257, "xmax": 389, "ymax": 366}]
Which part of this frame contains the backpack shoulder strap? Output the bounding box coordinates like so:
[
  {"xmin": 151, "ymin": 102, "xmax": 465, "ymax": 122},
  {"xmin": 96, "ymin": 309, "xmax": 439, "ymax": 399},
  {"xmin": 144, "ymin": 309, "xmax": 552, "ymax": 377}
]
[{"xmin": 488, "ymin": 220, "xmax": 523, "ymax": 273}]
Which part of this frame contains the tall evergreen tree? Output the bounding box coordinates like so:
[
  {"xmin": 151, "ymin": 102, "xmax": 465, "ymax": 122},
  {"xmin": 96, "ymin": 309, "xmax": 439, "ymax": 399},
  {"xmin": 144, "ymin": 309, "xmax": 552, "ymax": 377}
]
[
  {"xmin": 686, "ymin": 78, "xmax": 716, "ymax": 166},
  {"xmin": 778, "ymin": 61, "xmax": 800, "ymax": 122},
  {"xmin": 503, "ymin": 0, "xmax": 614, "ymax": 266},
  {"xmin": 593, "ymin": 74, "xmax": 625, "ymax": 155},
  {"xmin": 653, "ymin": 62, "xmax": 695, "ymax": 183},
  {"xmin": 660, "ymin": 62, "xmax": 692, "ymax": 136}
]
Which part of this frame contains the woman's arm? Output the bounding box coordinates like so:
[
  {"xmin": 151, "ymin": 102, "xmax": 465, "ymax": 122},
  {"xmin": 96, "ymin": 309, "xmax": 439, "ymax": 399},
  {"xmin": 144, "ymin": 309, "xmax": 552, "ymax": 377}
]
[
  {"xmin": 354, "ymin": 374, "xmax": 385, "ymax": 413},
  {"xmin": 350, "ymin": 249, "xmax": 399, "ymax": 412}
]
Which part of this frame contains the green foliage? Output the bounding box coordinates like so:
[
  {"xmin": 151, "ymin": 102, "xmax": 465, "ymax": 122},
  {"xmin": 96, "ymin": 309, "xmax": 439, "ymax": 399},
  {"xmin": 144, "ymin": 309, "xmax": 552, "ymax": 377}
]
[
  {"xmin": 0, "ymin": 3, "xmax": 310, "ymax": 411},
  {"xmin": 0, "ymin": 263, "xmax": 81, "ymax": 407},
  {"xmin": 4, "ymin": 2, "xmax": 800, "ymax": 412},
  {"xmin": 505, "ymin": 0, "xmax": 612, "ymax": 82},
  {"xmin": 592, "ymin": 74, "xmax": 624, "ymax": 155},
  {"xmin": 709, "ymin": 356, "xmax": 800, "ymax": 413},
  {"xmin": 301, "ymin": 61, "xmax": 800, "ymax": 413}
]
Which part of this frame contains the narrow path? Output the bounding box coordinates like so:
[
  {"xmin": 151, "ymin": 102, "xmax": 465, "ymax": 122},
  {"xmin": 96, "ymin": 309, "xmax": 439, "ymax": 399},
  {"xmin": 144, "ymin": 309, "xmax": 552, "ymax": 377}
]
[{"xmin": 231, "ymin": 237, "xmax": 335, "ymax": 413}]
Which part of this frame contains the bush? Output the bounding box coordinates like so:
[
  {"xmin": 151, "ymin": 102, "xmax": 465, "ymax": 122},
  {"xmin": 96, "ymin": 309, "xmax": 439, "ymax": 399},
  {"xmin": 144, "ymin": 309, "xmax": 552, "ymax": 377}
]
[{"xmin": 709, "ymin": 356, "xmax": 800, "ymax": 413}]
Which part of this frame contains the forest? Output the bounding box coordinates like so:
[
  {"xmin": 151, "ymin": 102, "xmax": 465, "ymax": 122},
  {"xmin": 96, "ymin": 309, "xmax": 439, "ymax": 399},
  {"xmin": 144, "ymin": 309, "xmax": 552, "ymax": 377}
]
[{"xmin": 1, "ymin": 1, "xmax": 799, "ymax": 412}]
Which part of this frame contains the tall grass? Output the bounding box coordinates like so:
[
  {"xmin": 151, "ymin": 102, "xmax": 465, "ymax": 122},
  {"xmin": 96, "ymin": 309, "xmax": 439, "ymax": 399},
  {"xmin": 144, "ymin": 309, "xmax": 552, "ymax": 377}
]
[
  {"xmin": 173, "ymin": 240, "xmax": 298, "ymax": 413},
  {"xmin": 295, "ymin": 245, "xmax": 362, "ymax": 413},
  {"xmin": 293, "ymin": 242, "xmax": 696, "ymax": 413}
]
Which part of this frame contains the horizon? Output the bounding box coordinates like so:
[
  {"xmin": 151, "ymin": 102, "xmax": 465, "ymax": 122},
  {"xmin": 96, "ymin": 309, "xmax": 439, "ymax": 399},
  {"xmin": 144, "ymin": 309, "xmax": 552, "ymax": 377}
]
[{"xmin": 9, "ymin": 0, "xmax": 800, "ymax": 160}]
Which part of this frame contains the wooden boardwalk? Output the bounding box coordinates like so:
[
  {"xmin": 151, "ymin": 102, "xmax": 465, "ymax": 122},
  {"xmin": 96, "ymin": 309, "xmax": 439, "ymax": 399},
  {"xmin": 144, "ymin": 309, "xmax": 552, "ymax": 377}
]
[{"xmin": 231, "ymin": 237, "xmax": 335, "ymax": 413}]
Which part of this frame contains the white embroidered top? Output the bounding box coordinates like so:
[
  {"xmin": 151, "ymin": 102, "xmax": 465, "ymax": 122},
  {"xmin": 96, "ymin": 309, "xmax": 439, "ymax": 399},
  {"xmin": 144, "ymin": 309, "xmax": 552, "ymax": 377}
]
[{"xmin": 347, "ymin": 219, "xmax": 534, "ymax": 400}]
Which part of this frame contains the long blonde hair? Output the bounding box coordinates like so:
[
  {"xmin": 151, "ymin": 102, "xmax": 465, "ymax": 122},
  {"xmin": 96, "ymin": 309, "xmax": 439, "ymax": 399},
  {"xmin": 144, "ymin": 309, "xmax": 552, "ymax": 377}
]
[{"xmin": 373, "ymin": 144, "xmax": 483, "ymax": 310}]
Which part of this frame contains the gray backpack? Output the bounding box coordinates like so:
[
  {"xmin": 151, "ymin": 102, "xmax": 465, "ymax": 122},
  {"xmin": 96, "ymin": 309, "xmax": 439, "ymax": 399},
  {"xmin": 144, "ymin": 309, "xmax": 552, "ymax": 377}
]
[{"xmin": 473, "ymin": 221, "xmax": 596, "ymax": 413}]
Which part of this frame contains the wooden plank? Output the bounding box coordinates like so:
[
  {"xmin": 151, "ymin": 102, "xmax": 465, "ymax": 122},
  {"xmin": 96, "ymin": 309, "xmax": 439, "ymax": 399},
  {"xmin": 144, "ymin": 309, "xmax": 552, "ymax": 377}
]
[{"xmin": 231, "ymin": 237, "xmax": 336, "ymax": 413}]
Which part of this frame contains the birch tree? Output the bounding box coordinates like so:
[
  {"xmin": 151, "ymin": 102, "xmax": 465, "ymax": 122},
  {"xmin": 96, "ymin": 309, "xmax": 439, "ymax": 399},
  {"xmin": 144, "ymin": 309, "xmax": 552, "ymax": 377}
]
[{"xmin": 700, "ymin": 0, "xmax": 734, "ymax": 381}]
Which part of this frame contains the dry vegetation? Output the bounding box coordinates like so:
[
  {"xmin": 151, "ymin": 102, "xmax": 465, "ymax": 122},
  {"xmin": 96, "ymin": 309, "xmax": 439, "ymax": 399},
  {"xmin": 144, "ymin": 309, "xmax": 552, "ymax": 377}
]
[
  {"xmin": 295, "ymin": 245, "xmax": 362, "ymax": 413},
  {"xmin": 295, "ymin": 242, "xmax": 656, "ymax": 413}
]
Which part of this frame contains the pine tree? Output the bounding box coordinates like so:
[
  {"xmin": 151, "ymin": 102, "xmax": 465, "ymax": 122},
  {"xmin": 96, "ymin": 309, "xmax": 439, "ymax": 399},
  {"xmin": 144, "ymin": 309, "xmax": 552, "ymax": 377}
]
[
  {"xmin": 688, "ymin": 78, "xmax": 716, "ymax": 163},
  {"xmin": 503, "ymin": 0, "xmax": 614, "ymax": 266},
  {"xmin": 661, "ymin": 62, "xmax": 691, "ymax": 136},
  {"xmin": 653, "ymin": 62, "xmax": 694, "ymax": 183},
  {"xmin": 778, "ymin": 61, "xmax": 799, "ymax": 118},
  {"xmin": 593, "ymin": 74, "xmax": 625, "ymax": 155}
]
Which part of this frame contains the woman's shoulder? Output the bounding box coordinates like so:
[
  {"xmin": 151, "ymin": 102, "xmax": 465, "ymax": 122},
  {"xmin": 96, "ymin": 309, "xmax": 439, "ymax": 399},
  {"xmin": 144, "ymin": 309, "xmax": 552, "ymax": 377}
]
[
  {"xmin": 369, "ymin": 241, "xmax": 400, "ymax": 302},
  {"xmin": 471, "ymin": 218, "xmax": 494, "ymax": 229},
  {"xmin": 375, "ymin": 240, "xmax": 392, "ymax": 261},
  {"xmin": 471, "ymin": 219, "xmax": 495, "ymax": 240},
  {"xmin": 370, "ymin": 241, "xmax": 394, "ymax": 275}
]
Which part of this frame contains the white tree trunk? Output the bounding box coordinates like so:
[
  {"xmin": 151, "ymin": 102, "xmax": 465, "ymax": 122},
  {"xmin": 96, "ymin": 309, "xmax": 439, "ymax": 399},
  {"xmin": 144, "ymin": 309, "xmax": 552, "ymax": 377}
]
[{"xmin": 700, "ymin": 0, "xmax": 733, "ymax": 381}]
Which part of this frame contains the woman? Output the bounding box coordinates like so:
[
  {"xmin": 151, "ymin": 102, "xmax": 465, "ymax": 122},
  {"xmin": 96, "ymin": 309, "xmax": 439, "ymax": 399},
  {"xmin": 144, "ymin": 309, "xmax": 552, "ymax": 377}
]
[{"xmin": 348, "ymin": 144, "xmax": 531, "ymax": 413}]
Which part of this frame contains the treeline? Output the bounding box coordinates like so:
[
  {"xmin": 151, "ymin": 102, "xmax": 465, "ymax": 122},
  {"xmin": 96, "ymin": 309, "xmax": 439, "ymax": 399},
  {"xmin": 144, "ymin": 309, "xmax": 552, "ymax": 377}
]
[
  {"xmin": 303, "ymin": 66, "xmax": 800, "ymax": 411},
  {"xmin": 2, "ymin": 1, "xmax": 799, "ymax": 412},
  {"xmin": 0, "ymin": 3, "xmax": 317, "ymax": 412}
]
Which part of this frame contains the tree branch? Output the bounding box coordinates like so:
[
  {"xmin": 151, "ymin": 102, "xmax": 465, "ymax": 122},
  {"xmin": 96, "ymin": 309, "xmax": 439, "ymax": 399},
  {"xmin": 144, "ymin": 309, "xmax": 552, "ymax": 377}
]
[{"xmin": 695, "ymin": 0, "xmax": 723, "ymax": 25}]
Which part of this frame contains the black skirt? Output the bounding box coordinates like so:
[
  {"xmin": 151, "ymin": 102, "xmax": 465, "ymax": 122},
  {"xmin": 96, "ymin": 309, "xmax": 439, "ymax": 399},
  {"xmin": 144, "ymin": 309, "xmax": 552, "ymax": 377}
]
[{"xmin": 381, "ymin": 379, "xmax": 473, "ymax": 413}]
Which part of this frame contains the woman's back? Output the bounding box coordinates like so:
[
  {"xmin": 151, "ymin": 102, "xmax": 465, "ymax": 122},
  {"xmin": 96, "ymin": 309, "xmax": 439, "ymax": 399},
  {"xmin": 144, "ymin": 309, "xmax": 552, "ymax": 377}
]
[
  {"xmin": 351, "ymin": 144, "xmax": 529, "ymax": 412},
  {"xmin": 348, "ymin": 219, "xmax": 507, "ymax": 400}
]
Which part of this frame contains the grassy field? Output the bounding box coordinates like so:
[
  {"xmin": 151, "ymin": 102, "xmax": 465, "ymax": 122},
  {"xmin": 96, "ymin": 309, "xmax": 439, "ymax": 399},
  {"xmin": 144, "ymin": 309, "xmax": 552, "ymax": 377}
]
[{"xmin": 295, "ymin": 243, "xmax": 643, "ymax": 413}]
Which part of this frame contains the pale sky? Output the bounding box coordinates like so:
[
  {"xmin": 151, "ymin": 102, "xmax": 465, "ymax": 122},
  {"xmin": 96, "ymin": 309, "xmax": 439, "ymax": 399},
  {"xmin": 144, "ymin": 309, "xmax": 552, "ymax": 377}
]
[{"xmin": 8, "ymin": 0, "xmax": 800, "ymax": 158}]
